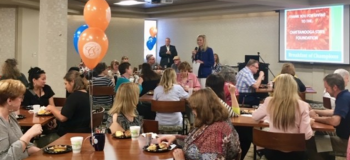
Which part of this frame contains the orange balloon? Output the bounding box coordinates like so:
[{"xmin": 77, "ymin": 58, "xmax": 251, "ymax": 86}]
[
  {"xmin": 78, "ymin": 28, "xmax": 109, "ymax": 70},
  {"xmin": 84, "ymin": 0, "xmax": 111, "ymax": 31},
  {"xmin": 149, "ymin": 27, "xmax": 157, "ymax": 37}
]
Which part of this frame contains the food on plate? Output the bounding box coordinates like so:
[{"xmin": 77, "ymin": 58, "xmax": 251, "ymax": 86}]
[
  {"xmin": 158, "ymin": 142, "xmax": 168, "ymax": 149},
  {"xmin": 147, "ymin": 144, "xmax": 157, "ymax": 151},
  {"xmin": 38, "ymin": 107, "xmax": 51, "ymax": 115},
  {"xmin": 115, "ymin": 131, "xmax": 124, "ymax": 137},
  {"xmin": 48, "ymin": 145, "xmax": 67, "ymax": 152},
  {"xmin": 124, "ymin": 130, "xmax": 131, "ymax": 137}
]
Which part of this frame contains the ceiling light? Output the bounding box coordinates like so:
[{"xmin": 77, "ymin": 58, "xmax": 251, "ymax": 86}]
[{"xmin": 114, "ymin": 0, "xmax": 145, "ymax": 6}]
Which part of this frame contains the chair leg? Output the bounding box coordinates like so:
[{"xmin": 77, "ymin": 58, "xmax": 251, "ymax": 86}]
[{"xmin": 253, "ymin": 144, "xmax": 257, "ymax": 160}]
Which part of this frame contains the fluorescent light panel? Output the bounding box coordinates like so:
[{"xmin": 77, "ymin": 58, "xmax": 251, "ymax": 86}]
[{"xmin": 114, "ymin": 0, "xmax": 145, "ymax": 6}]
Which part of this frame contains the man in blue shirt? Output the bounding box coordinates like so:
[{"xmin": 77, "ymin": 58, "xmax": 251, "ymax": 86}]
[
  {"xmin": 236, "ymin": 59, "xmax": 265, "ymax": 106},
  {"xmin": 308, "ymin": 73, "xmax": 350, "ymax": 160}
]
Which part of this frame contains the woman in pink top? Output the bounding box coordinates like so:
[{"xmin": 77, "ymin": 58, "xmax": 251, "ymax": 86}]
[
  {"xmin": 252, "ymin": 74, "xmax": 313, "ymax": 160},
  {"xmin": 218, "ymin": 66, "xmax": 239, "ymax": 106},
  {"xmin": 176, "ymin": 61, "xmax": 201, "ymax": 91}
]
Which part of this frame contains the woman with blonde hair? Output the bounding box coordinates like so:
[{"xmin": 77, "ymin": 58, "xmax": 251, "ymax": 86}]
[
  {"xmin": 153, "ymin": 68, "xmax": 188, "ymax": 126},
  {"xmin": 0, "ymin": 79, "xmax": 42, "ymax": 159},
  {"xmin": 177, "ymin": 61, "xmax": 201, "ymax": 92},
  {"xmin": 107, "ymin": 83, "xmax": 142, "ymax": 133},
  {"xmin": 191, "ymin": 35, "xmax": 214, "ymax": 87},
  {"xmin": 252, "ymin": 74, "xmax": 313, "ymax": 160},
  {"xmin": 108, "ymin": 60, "xmax": 120, "ymax": 84},
  {"xmin": 157, "ymin": 88, "xmax": 240, "ymax": 159},
  {"xmin": 0, "ymin": 59, "xmax": 28, "ymax": 87}
]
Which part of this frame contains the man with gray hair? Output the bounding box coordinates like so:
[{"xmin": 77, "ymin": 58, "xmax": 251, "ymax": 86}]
[
  {"xmin": 146, "ymin": 54, "xmax": 159, "ymax": 69},
  {"xmin": 324, "ymin": 68, "xmax": 349, "ymax": 109}
]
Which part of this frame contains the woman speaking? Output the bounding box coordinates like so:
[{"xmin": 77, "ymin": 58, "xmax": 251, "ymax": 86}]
[{"xmin": 192, "ymin": 35, "xmax": 214, "ymax": 88}]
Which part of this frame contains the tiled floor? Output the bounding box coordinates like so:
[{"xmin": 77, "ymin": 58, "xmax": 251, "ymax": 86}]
[{"xmin": 243, "ymin": 144, "xmax": 346, "ymax": 160}]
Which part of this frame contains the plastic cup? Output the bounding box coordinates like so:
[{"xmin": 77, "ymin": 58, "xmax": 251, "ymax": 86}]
[
  {"xmin": 33, "ymin": 105, "xmax": 40, "ymax": 113},
  {"xmin": 130, "ymin": 126, "xmax": 141, "ymax": 140},
  {"xmin": 70, "ymin": 136, "xmax": 83, "ymax": 153}
]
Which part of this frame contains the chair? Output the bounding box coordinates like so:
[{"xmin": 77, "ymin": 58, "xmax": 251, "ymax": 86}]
[
  {"xmin": 143, "ymin": 119, "xmax": 159, "ymax": 133},
  {"xmin": 53, "ymin": 97, "xmax": 66, "ymax": 106},
  {"xmin": 91, "ymin": 86, "xmax": 115, "ymax": 96},
  {"xmin": 323, "ymin": 97, "xmax": 332, "ymax": 109},
  {"xmin": 252, "ymin": 128, "xmax": 306, "ymax": 160},
  {"xmin": 92, "ymin": 107, "xmax": 105, "ymax": 129},
  {"xmin": 151, "ymin": 100, "xmax": 188, "ymax": 135},
  {"xmin": 299, "ymin": 92, "xmax": 306, "ymax": 101}
]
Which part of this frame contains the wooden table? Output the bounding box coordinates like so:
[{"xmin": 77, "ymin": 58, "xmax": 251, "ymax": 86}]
[
  {"xmin": 256, "ymin": 87, "xmax": 317, "ymax": 94},
  {"xmin": 140, "ymin": 94, "xmax": 153, "ymax": 103},
  {"xmin": 231, "ymin": 108, "xmax": 334, "ymax": 132},
  {"xmin": 25, "ymin": 133, "xmax": 173, "ymax": 160},
  {"xmin": 18, "ymin": 107, "xmax": 61, "ymax": 127}
]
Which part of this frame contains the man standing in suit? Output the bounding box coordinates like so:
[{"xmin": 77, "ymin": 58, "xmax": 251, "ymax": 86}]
[{"xmin": 159, "ymin": 38, "xmax": 178, "ymax": 68}]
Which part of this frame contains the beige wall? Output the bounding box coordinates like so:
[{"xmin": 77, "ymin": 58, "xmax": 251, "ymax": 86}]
[
  {"xmin": 67, "ymin": 16, "xmax": 144, "ymax": 69},
  {"xmin": 0, "ymin": 8, "xmax": 16, "ymax": 62},
  {"xmin": 17, "ymin": 8, "xmax": 39, "ymax": 75},
  {"xmin": 157, "ymin": 12, "xmax": 350, "ymax": 102}
]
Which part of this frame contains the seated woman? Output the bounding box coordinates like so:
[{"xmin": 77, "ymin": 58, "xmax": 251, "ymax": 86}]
[
  {"xmin": 140, "ymin": 63, "xmax": 161, "ymax": 96},
  {"xmin": 274, "ymin": 63, "xmax": 306, "ymax": 92},
  {"xmin": 176, "ymin": 61, "xmax": 201, "ymax": 91},
  {"xmin": 22, "ymin": 67, "xmax": 55, "ymax": 107},
  {"xmin": 206, "ymin": 74, "xmax": 240, "ymax": 117},
  {"xmin": 92, "ymin": 62, "xmax": 114, "ymax": 107},
  {"xmin": 46, "ymin": 71, "xmax": 91, "ymax": 136},
  {"xmin": 154, "ymin": 68, "xmax": 189, "ymax": 126},
  {"xmin": 252, "ymin": 74, "xmax": 313, "ymax": 160},
  {"xmin": 108, "ymin": 60, "xmax": 120, "ymax": 84},
  {"xmin": 0, "ymin": 79, "xmax": 42, "ymax": 159},
  {"xmin": 218, "ymin": 65, "xmax": 239, "ymax": 106},
  {"xmin": 157, "ymin": 88, "xmax": 240, "ymax": 160},
  {"xmin": 107, "ymin": 83, "xmax": 142, "ymax": 133},
  {"xmin": 212, "ymin": 53, "xmax": 222, "ymax": 73},
  {"xmin": 0, "ymin": 59, "xmax": 29, "ymax": 87}
]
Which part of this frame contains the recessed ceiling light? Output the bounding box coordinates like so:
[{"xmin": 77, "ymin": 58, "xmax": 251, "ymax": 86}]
[{"xmin": 114, "ymin": 0, "xmax": 145, "ymax": 6}]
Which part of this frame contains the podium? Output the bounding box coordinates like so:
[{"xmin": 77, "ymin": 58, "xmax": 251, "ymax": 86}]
[{"xmin": 238, "ymin": 63, "xmax": 269, "ymax": 84}]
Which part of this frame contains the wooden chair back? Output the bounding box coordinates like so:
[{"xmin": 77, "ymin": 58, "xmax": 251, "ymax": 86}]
[
  {"xmin": 151, "ymin": 100, "xmax": 186, "ymax": 113},
  {"xmin": 92, "ymin": 107, "xmax": 105, "ymax": 129},
  {"xmin": 53, "ymin": 97, "xmax": 66, "ymax": 106},
  {"xmin": 91, "ymin": 86, "xmax": 115, "ymax": 96},
  {"xmin": 253, "ymin": 128, "xmax": 306, "ymax": 152},
  {"xmin": 323, "ymin": 97, "xmax": 332, "ymax": 109},
  {"xmin": 143, "ymin": 119, "xmax": 159, "ymax": 134},
  {"xmin": 298, "ymin": 92, "xmax": 306, "ymax": 101}
]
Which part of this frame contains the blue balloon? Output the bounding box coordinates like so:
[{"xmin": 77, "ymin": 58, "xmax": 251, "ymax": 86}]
[
  {"xmin": 73, "ymin": 25, "xmax": 89, "ymax": 55},
  {"xmin": 146, "ymin": 36, "xmax": 157, "ymax": 50}
]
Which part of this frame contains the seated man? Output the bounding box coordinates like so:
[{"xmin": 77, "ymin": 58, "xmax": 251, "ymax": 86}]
[
  {"xmin": 236, "ymin": 59, "xmax": 265, "ymax": 106},
  {"xmin": 115, "ymin": 62, "xmax": 143, "ymax": 92},
  {"xmin": 323, "ymin": 69, "xmax": 349, "ymax": 109},
  {"xmin": 308, "ymin": 73, "xmax": 350, "ymax": 160}
]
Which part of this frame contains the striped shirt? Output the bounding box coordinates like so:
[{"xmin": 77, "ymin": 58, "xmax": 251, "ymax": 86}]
[
  {"xmin": 219, "ymin": 99, "xmax": 235, "ymax": 117},
  {"xmin": 92, "ymin": 76, "xmax": 114, "ymax": 105},
  {"xmin": 236, "ymin": 67, "xmax": 256, "ymax": 93}
]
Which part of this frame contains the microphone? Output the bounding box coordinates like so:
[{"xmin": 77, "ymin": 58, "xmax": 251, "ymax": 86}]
[{"xmin": 195, "ymin": 47, "xmax": 198, "ymax": 51}]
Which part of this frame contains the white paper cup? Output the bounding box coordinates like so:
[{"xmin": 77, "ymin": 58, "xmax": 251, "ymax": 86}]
[
  {"xmin": 33, "ymin": 105, "xmax": 40, "ymax": 113},
  {"xmin": 130, "ymin": 126, "xmax": 141, "ymax": 140},
  {"xmin": 70, "ymin": 136, "xmax": 83, "ymax": 153}
]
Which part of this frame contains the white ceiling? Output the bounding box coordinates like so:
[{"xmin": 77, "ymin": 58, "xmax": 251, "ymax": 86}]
[{"xmin": 0, "ymin": 0, "xmax": 350, "ymax": 18}]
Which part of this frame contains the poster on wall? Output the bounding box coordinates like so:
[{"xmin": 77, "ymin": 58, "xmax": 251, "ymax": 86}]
[{"xmin": 144, "ymin": 20, "xmax": 157, "ymax": 62}]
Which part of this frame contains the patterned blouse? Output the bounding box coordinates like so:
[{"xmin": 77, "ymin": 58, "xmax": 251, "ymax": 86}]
[
  {"xmin": 106, "ymin": 111, "xmax": 143, "ymax": 131},
  {"xmin": 180, "ymin": 120, "xmax": 240, "ymax": 160}
]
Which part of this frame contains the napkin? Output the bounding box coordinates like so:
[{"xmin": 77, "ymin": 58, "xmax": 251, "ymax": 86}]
[
  {"xmin": 241, "ymin": 114, "xmax": 252, "ymax": 117},
  {"xmin": 141, "ymin": 133, "xmax": 158, "ymax": 139}
]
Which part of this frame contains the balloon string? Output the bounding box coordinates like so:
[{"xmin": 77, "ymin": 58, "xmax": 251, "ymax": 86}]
[{"xmin": 89, "ymin": 79, "xmax": 94, "ymax": 145}]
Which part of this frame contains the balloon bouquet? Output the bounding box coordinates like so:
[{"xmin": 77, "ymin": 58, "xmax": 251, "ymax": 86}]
[
  {"xmin": 146, "ymin": 27, "xmax": 157, "ymax": 50},
  {"xmin": 73, "ymin": 0, "xmax": 111, "ymax": 151}
]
